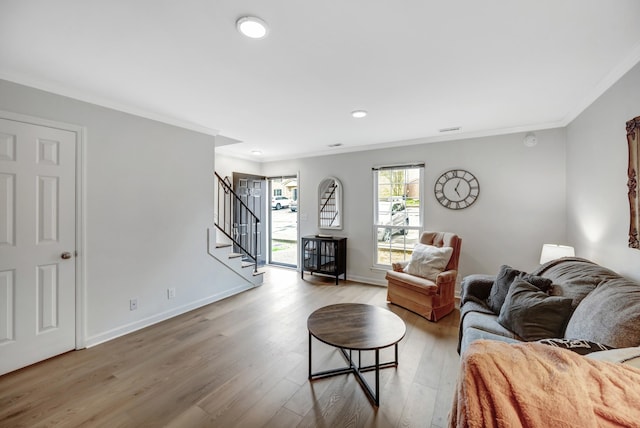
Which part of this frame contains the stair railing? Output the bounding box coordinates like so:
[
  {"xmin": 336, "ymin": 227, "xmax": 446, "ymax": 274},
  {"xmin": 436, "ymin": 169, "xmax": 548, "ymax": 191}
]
[
  {"xmin": 214, "ymin": 172, "xmax": 259, "ymax": 273},
  {"xmin": 319, "ymin": 184, "xmax": 338, "ymax": 227}
]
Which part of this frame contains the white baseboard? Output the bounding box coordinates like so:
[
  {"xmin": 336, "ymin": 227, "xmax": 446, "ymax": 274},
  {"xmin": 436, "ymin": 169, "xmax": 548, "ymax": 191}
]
[
  {"xmin": 84, "ymin": 283, "xmax": 254, "ymax": 348},
  {"xmin": 345, "ymin": 274, "xmax": 387, "ymax": 286}
]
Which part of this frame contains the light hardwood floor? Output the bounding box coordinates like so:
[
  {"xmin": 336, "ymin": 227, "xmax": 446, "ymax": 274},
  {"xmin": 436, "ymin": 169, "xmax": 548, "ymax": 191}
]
[{"xmin": 0, "ymin": 267, "xmax": 461, "ymax": 428}]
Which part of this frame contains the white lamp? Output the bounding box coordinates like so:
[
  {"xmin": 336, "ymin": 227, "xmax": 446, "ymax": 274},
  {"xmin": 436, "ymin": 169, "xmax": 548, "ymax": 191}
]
[{"xmin": 540, "ymin": 244, "xmax": 575, "ymax": 264}]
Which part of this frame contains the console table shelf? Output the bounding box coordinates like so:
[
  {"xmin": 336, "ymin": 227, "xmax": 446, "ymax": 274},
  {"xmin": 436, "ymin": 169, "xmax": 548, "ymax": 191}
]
[{"xmin": 301, "ymin": 236, "xmax": 347, "ymax": 285}]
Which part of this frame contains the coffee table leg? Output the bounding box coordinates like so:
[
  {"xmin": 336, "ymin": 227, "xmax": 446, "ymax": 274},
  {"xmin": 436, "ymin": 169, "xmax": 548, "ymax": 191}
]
[
  {"xmin": 308, "ymin": 332, "xmax": 312, "ymax": 379},
  {"xmin": 375, "ymin": 349, "xmax": 380, "ymax": 406},
  {"xmin": 308, "ymin": 339, "xmax": 396, "ymax": 406}
]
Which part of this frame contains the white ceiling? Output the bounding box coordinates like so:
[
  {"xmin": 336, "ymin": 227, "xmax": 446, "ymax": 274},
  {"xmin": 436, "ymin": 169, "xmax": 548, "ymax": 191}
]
[{"xmin": 2, "ymin": 1, "xmax": 640, "ymax": 162}]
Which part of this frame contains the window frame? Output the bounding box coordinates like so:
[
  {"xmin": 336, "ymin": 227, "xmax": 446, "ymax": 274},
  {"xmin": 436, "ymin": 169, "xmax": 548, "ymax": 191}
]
[{"xmin": 372, "ymin": 164, "xmax": 424, "ymax": 269}]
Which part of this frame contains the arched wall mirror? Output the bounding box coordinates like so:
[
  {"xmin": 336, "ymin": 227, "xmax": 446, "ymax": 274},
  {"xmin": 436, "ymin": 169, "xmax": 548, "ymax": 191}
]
[{"xmin": 318, "ymin": 177, "xmax": 343, "ymax": 230}]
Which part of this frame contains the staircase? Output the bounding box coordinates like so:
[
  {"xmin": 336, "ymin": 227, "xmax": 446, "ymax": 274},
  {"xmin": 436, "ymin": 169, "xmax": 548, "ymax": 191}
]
[
  {"xmin": 319, "ymin": 181, "xmax": 338, "ymax": 228},
  {"xmin": 207, "ymin": 228, "xmax": 264, "ymax": 286},
  {"xmin": 208, "ymin": 172, "xmax": 264, "ymax": 286}
]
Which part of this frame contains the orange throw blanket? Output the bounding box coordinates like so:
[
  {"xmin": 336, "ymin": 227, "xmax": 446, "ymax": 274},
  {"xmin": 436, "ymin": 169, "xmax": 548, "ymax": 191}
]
[{"xmin": 450, "ymin": 340, "xmax": 640, "ymax": 428}]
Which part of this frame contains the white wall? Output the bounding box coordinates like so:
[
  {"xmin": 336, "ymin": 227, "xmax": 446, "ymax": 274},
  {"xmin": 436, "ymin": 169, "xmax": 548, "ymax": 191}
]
[
  {"xmin": 566, "ymin": 62, "xmax": 640, "ymax": 281},
  {"xmin": 262, "ymin": 128, "xmax": 567, "ymax": 284},
  {"xmin": 0, "ymin": 80, "xmax": 250, "ymax": 346},
  {"xmin": 214, "ymin": 152, "xmax": 263, "ymax": 179}
]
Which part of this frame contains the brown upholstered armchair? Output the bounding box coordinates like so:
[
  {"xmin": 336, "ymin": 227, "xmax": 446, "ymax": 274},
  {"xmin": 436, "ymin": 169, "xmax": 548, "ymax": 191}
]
[{"xmin": 385, "ymin": 231, "xmax": 461, "ymax": 321}]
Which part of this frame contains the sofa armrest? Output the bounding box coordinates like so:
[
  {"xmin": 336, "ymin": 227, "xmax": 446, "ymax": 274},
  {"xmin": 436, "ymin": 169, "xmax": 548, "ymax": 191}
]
[{"xmin": 460, "ymin": 274, "xmax": 495, "ymax": 304}]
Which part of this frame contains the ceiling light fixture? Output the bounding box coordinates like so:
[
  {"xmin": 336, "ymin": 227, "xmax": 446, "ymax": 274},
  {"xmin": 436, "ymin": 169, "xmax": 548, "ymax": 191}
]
[
  {"xmin": 328, "ymin": 143, "xmax": 343, "ymax": 147},
  {"xmin": 236, "ymin": 16, "xmax": 269, "ymax": 39},
  {"xmin": 351, "ymin": 110, "xmax": 367, "ymax": 118},
  {"xmin": 251, "ymin": 150, "xmax": 263, "ymax": 156}
]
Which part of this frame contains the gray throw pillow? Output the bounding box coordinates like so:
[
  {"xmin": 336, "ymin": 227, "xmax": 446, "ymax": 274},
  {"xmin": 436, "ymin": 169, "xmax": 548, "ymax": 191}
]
[
  {"xmin": 497, "ymin": 279, "xmax": 573, "ymax": 341},
  {"xmin": 486, "ymin": 265, "xmax": 553, "ymax": 314}
]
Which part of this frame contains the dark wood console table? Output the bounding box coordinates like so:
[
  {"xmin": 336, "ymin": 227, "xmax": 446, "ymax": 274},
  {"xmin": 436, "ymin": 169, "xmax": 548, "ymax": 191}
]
[{"xmin": 301, "ymin": 235, "xmax": 347, "ymax": 285}]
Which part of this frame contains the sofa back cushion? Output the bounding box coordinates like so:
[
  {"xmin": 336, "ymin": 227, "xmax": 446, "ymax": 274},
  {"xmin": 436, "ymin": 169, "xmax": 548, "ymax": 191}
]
[
  {"xmin": 419, "ymin": 231, "xmax": 461, "ymax": 271},
  {"xmin": 564, "ymin": 279, "xmax": 640, "ymax": 348},
  {"xmin": 533, "ymin": 257, "xmax": 623, "ymax": 309},
  {"xmin": 532, "ymin": 257, "xmax": 621, "ymax": 283}
]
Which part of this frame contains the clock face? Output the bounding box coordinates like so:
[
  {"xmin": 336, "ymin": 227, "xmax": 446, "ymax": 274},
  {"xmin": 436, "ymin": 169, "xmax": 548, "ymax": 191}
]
[{"xmin": 434, "ymin": 169, "xmax": 479, "ymax": 210}]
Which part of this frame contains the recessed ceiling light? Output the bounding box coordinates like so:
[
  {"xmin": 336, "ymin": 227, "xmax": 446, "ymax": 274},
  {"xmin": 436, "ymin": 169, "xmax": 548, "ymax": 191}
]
[
  {"xmin": 251, "ymin": 150, "xmax": 263, "ymax": 156},
  {"xmin": 328, "ymin": 143, "xmax": 343, "ymax": 147},
  {"xmin": 351, "ymin": 110, "xmax": 367, "ymax": 118},
  {"xmin": 236, "ymin": 16, "xmax": 269, "ymax": 39}
]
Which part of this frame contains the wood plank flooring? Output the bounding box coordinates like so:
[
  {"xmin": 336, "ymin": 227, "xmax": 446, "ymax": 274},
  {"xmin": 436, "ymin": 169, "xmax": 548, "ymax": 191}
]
[{"xmin": 0, "ymin": 267, "xmax": 461, "ymax": 428}]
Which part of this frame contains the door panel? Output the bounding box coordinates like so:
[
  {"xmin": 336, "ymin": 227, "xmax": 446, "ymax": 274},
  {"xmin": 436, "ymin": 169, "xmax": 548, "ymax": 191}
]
[
  {"xmin": 0, "ymin": 270, "xmax": 14, "ymax": 343},
  {"xmin": 233, "ymin": 173, "xmax": 266, "ymax": 266},
  {"xmin": 0, "ymin": 118, "xmax": 76, "ymax": 375}
]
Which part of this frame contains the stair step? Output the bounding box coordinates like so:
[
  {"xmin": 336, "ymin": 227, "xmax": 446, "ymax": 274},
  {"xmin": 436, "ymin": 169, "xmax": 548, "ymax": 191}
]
[
  {"xmin": 228, "ymin": 253, "xmax": 243, "ymax": 259},
  {"xmin": 241, "ymin": 261, "xmax": 255, "ymax": 268},
  {"xmin": 253, "ymin": 270, "xmax": 264, "ymax": 277},
  {"xmin": 216, "ymin": 243, "xmax": 232, "ymax": 249}
]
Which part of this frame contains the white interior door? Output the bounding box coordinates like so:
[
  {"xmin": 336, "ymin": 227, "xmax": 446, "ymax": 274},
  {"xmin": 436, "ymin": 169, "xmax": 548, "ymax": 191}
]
[{"xmin": 0, "ymin": 117, "xmax": 77, "ymax": 375}]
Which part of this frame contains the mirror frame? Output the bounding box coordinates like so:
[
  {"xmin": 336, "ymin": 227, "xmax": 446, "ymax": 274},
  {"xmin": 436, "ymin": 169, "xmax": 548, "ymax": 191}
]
[{"xmin": 318, "ymin": 177, "xmax": 343, "ymax": 230}]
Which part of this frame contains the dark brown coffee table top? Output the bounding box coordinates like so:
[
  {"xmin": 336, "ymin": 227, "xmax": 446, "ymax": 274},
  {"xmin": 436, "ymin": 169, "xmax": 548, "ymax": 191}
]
[{"xmin": 307, "ymin": 303, "xmax": 406, "ymax": 350}]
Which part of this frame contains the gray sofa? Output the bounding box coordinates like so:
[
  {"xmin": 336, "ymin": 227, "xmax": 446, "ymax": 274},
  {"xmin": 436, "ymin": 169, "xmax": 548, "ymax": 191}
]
[{"xmin": 458, "ymin": 257, "xmax": 640, "ymax": 354}]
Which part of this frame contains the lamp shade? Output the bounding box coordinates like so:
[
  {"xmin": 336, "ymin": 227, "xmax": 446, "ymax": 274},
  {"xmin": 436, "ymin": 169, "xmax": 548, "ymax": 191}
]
[{"xmin": 540, "ymin": 244, "xmax": 575, "ymax": 264}]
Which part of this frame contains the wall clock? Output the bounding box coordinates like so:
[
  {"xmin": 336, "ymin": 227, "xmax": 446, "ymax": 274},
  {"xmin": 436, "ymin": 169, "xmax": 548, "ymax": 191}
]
[{"xmin": 434, "ymin": 169, "xmax": 480, "ymax": 210}]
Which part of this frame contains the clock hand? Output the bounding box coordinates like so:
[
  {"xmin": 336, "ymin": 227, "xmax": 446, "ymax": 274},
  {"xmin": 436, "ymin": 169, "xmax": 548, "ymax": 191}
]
[{"xmin": 454, "ymin": 179, "xmax": 461, "ymax": 197}]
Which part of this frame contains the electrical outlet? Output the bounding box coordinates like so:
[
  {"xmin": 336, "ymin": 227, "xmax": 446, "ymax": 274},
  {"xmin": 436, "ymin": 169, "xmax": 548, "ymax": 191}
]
[
  {"xmin": 130, "ymin": 298, "xmax": 138, "ymax": 311},
  {"xmin": 167, "ymin": 288, "xmax": 176, "ymax": 299}
]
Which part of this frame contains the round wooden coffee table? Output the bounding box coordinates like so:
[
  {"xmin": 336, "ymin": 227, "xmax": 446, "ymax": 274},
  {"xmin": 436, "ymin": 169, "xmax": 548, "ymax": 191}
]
[{"xmin": 307, "ymin": 303, "xmax": 406, "ymax": 406}]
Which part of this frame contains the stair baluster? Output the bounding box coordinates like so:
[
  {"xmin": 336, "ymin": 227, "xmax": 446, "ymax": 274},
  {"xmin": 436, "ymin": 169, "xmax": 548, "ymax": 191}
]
[{"xmin": 214, "ymin": 172, "xmax": 259, "ymax": 273}]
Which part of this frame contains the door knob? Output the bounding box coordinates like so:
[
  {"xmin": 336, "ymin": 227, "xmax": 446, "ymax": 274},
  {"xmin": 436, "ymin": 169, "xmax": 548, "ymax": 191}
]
[{"xmin": 61, "ymin": 252, "xmax": 72, "ymax": 260}]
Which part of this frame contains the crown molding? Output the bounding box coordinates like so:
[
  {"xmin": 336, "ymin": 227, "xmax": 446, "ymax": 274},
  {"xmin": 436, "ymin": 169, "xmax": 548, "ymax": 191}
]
[{"xmin": 0, "ymin": 73, "xmax": 219, "ymax": 137}]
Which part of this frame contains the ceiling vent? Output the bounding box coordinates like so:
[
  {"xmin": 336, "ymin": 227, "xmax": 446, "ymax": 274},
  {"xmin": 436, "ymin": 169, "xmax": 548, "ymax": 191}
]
[{"xmin": 439, "ymin": 126, "xmax": 461, "ymax": 133}]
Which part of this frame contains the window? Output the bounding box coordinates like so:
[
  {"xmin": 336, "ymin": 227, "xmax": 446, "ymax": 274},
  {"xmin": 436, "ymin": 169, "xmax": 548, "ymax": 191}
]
[
  {"xmin": 373, "ymin": 164, "xmax": 424, "ymax": 267},
  {"xmin": 273, "ymin": 189, "xmax": 282, "ymax": 196}
]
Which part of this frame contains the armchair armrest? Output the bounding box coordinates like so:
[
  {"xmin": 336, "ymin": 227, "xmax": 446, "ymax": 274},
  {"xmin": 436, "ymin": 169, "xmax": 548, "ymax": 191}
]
[
  {"xmin": 436, "ymin": 269, "xmax": 457, "ymax": 285},
  {"xmin": 460, "ymin": 274, "xmax": 495, "ymax": 304},
  {"xmin": 392, "ymin": 261, "xmax": 409, "ymax": 272}
]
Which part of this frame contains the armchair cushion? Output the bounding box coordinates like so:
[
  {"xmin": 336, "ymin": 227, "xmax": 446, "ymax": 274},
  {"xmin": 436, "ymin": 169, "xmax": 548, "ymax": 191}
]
[
  {"xmin": 403, "ymin": 243, "xmax": 453, "ymax": 281},
  {"xmin": 385, "ymin": 270, "xmax": 439, "ymax": 295}
]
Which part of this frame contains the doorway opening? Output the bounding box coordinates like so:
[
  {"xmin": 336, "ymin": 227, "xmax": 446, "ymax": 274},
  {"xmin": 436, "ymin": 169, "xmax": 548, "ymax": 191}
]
[{"xmin": 268, "ymin": 175, "xmax": 298, "ymax": 268}]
